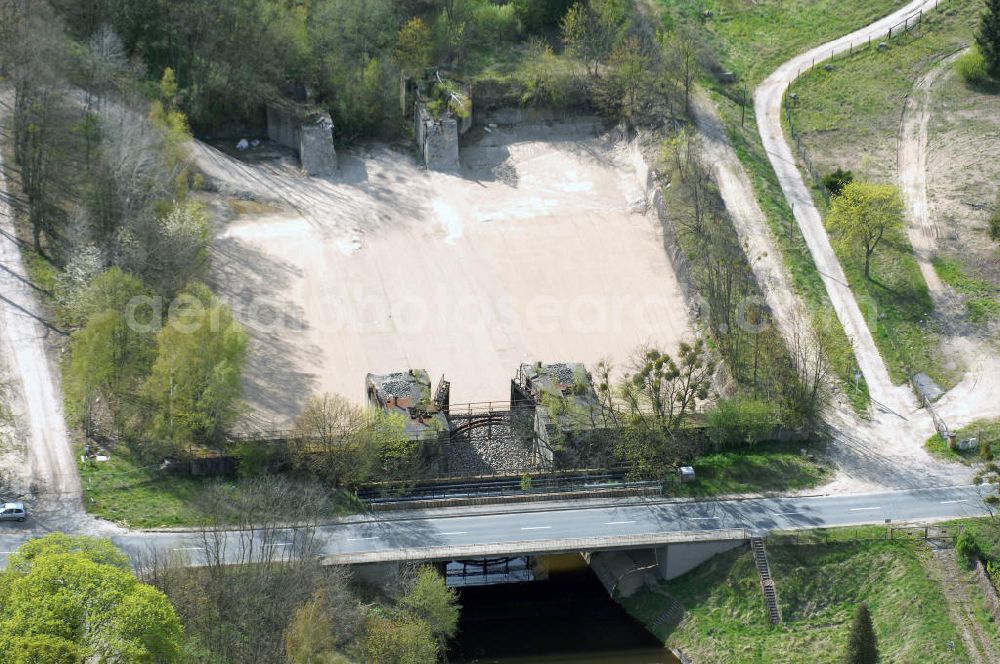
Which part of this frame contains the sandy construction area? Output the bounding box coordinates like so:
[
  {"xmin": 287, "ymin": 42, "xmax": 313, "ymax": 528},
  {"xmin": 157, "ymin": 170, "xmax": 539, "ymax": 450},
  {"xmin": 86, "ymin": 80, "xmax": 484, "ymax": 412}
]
[{"xmin": 201, "ymin": 122, "xmax": 692, "ymax": 425}]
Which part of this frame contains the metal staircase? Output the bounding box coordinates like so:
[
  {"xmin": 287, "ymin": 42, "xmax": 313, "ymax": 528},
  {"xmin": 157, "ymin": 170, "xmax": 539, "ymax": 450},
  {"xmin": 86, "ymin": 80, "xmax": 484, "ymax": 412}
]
[{"xmin": 751, "ymin": 536, "xmax": 782, "ymax": 625}]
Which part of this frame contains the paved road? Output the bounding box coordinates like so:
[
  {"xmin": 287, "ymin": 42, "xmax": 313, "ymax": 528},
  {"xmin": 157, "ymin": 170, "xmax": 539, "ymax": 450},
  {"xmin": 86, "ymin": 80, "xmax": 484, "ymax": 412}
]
[
  {"xmin": 755, "ymin": 0, "xmax": 942, "ymax": 416},
  {"xmin": 2, "ymin": 484, "xmax": 987, "ymax": 568}
]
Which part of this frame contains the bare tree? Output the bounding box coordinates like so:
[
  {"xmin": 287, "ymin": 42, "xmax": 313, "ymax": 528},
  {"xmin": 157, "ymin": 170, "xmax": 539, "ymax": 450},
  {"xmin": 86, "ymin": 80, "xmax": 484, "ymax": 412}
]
[
  {"xmin": 291, "ymin": 393, "xmax": 374, "ymax": 487},
  {"xmin": 660, "ymin": 25, "xmax": 699, "ymax": 115}
]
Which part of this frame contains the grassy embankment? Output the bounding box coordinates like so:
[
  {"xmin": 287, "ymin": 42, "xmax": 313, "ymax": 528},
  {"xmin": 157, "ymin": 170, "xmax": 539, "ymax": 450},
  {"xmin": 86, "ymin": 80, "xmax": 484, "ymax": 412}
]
[
  {"xmin": 934, "ymin": 256, "xmax": 1000, "ymax": 327},
  {"xmin": 78, "ymin": 447, "xmax": 362, "ymax": 529},
  {"xmin": 925, "ymin": 416, "xmax": 1000, "ymax": 464},
  {"xmin": 652, "ymin": 0, "xmax": 914, "ymax": 414},
  {"xmin": 624, "ymin": 525, "xmax": 974, "ymax": 662},
  {"xmin": 665, "ymin": 441, "xmax": 831, "ymax": 497},
  {"xmin": 787, "ymin": 0, "xmax": 981, "ymax": 389}
]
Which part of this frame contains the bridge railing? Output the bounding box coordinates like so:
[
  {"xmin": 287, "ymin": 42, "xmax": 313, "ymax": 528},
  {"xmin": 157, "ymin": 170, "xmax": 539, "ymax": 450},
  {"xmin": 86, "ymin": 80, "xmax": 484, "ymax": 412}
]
[{"xmin": 322, "ymin": 528, "xmax": 751, "ymax": 565}]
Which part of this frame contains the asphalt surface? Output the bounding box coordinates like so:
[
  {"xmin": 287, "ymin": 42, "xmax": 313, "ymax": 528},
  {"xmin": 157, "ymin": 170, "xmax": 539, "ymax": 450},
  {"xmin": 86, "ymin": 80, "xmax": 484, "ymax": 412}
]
[{"xmin": 1, "ymin": 484, "xmax": 988, "ymax": 568}]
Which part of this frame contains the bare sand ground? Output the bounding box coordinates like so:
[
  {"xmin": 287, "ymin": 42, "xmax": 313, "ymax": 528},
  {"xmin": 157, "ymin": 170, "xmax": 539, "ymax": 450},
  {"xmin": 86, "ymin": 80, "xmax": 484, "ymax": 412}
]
[
  {"xmin": 201, "ymin": 122, "xmax": 693, "ymax": 426},
  {"xmin": 927, "ymin": 67, "xmax": 1000, "ymax": 305}
]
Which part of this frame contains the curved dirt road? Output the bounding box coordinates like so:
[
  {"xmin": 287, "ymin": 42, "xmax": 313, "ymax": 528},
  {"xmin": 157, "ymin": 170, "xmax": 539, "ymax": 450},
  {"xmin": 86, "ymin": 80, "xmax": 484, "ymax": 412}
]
[{"xmin": 755, "ymin": 0, "xmax": 939, "ymax": 417}]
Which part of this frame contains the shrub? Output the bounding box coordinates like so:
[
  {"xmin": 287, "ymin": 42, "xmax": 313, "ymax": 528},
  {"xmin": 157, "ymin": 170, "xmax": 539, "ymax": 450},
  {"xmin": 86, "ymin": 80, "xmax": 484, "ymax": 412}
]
[
  {"xmin": 469, "ymin": 0, "xmax": 521, "ymax": 46},
  {"xmin": 706, "ymin": 396, "xmax": 780, "ymax": 447},
  {"xmin": 822, "ymin": 168, "xmax": 854, "ymax": 196},
  {"xmin": 955, "ymin": 45, "xmax": 989, "ymax": 85},
  {"xmin": 956, "ymin": 530, "xmax": 982, "ymax": 566}
]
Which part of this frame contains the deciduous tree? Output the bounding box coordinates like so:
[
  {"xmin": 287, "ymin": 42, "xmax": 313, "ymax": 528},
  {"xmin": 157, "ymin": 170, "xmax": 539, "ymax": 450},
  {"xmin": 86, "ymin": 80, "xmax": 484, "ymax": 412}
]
[
  {"xmin": 0, "ymin": 534, "xmax": 183, "ymax": 664},
  {"xmin": 395, "ymin": 17, "xmax": 434, "ymax": 74},
  {"xmin": 143, "ymin": 283, "xmax": 247, "ymax": 451},
  {"xmin": 400, "ymin": 566, "xmax": 460, "ymax": 652},
  {"xmin": 292, "ymin": 393, "xmax": 374, "ymax": 487},
  {"xmin": 561, "ymin": 0, "xmax": 628, "ymax": 78},
  {"xmin": 826, "ymin": 181, "xmax": 904, "ymax": 279}
]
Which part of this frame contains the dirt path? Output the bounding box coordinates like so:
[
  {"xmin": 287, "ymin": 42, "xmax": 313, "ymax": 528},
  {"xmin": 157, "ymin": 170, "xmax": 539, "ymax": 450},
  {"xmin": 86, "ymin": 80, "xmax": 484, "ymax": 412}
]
[
  {"xmin": 754, "ymin": 0, "xmax": 939, "ymax": 418},
  {"xmin": 895, "ymin": 50, "xmax": 1000, "ymax": 429},
  {"xmin": 0, "ymin": 120, "xmax": 78, "ymax": 512},
  {"xmin": 0, "ymin": 95, "xmax": 119, "ymax": 535},
  {"xmin": 897, "ymin": 49, "xmax": 966, "ymax": 312},
  {"xmin": 925, "ymin": 542, "xmax": 999, "ymax": 663},
  {"xmin": 690, "ymin": 89, "xmax": 812, "ymax": 353},
  {"xmin": 686, "ymin": 86, "xmax": 974, "ymax": 493}
]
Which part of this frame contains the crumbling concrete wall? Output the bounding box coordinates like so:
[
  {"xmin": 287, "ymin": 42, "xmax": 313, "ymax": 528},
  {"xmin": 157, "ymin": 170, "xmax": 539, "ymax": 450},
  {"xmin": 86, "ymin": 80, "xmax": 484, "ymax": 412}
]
[
  {"xmin": 298, "ymin": 116, "xmax": 337, "ymax": 176},
  {"xmin": 414, "ymin": 103, "xmax": 460, "ymax": 171},
  {"xmin": 266, "ymin": 103, "xmax": 338, "ymax": 176}
]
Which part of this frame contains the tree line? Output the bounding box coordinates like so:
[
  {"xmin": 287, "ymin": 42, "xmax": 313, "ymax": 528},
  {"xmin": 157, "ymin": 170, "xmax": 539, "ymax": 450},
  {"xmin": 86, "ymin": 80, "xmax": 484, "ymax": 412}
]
[
  {"xmin": 0, "ymin": 499, "xmax": 461, "ymax": 664},
  {"xmin": 0, "ymin": 1, "xmax": 247, "ymax": 460},
  {"xmin": 30, "ymin": 0, "xmax": 702, "ymax": 140}
]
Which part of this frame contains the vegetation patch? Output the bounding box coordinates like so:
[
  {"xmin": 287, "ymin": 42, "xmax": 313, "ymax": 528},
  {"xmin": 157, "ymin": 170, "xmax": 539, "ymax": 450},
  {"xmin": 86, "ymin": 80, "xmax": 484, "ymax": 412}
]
[
  {"xmin": 789, "ymin": 2, "xmax": 979, "ymax": 178},
  {"xmin": 831, "ymin": 204, "xmax": 949, "ymax": 386},
  {"xmin": 924, "ymin": 432, "xmax": 981, "ymax": 465},
  {"xmin": 624, "ymin": 537, "xmax": 967, "ymax": 662},
  {"xmin": 716, "ymin": 98, "xmax": 871, "ymax": 414},
  {"xmin": 933, "ymin": 256, "xmax": 1000, "ymax": 325},
  {"xmin": 78, "ymin": 446, "xmax": 361, "ymax": 529},
  {"xmin": 653, "ymin": 0, "xmax": 909, "ymax": 85},
  {"xmin": 666, "ymin": 441, "xmax": 831, "ymax": 497}
]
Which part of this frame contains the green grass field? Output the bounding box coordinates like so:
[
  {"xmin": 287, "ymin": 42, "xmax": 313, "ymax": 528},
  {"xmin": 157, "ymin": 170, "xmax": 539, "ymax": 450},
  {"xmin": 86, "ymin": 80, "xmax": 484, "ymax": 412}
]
[
  {"xmin": 654, "ymin": 0, "xmax": 909, "ymax": 85},
  {"xmin": 832, "ymin": 221, "xmax": 951, "ymax": 387},
  {"xmin": 666, "ymin": 441, "xmax": 831, "ymax": 497},
  {"xmin": 934, "ymin": 256, "xmax": 1000, "ymax": 326},
  {"xmin": 624, "ymin": 536, "xmax": 968, "ymax": 662},
  {"xmin": 788, "ymin": 2, "xmax": 979, "ymax": 178},
  {"xmin": 79, "ymin": 448, "xmax": 362, "ymax": 528},
  {"xmin": 927, "ymin": 417, "xmax": 1000, "ymax": 465},
  {"xmin": 924, "ymin": 432, "xmax": 980, "ymax": 464}
]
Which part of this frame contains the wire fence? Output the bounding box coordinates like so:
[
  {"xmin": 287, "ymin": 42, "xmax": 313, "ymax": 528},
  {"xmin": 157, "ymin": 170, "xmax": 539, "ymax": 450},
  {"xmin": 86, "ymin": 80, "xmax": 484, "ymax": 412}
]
[{"xmin": 768, "ymin": 522, "xmax": 964, "ymax": 547}]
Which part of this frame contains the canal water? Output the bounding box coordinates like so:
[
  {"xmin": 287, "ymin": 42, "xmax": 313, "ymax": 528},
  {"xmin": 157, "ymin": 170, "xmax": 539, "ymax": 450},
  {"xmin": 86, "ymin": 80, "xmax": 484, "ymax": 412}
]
[{"xmin": 448, "ymin": 555, "xmax": 680, "ymax": 663}]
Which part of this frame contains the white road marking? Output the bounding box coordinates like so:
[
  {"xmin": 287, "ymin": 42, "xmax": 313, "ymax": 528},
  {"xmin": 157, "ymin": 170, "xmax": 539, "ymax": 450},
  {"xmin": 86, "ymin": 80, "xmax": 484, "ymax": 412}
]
[
  {"xmin": 604, "ymin": 521, "xmax": 636, "ymax": 525},
  {"xmin": 849, "ymin": 507, "xmax": 881, "ymax": 511},
  {"xmin": 172, "ymin": 547, "xmax": 205, "ymax": 551},
  {"xmin": 691, "ymin": 516, "xmax": 721, "ymax": 520},
  {"xmin": 441, "ymin": 531, "xmax": 468, "ymax": 536},
  {"xmin": 347, "ymin": 536, "xmax": 380, "ymax": 541},
  {"xmin": 272, "ymin": 543, "xmax": 292, "ymax": 547},
  {"xmin": 520, "ymin": 526, "xmax": 551, "ymax": 531},
  {"xmin": 940, "ymin": 499, "xmax": 968, "ymax": 504}
]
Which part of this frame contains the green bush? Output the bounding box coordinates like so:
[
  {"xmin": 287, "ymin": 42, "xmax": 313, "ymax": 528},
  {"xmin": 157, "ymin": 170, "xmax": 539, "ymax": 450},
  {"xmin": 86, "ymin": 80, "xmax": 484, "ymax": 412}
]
[
  {"xmin": 706, "ymin": 396, "xmax": 780, "ymax": 447},
  {"xmin": 955, "ymin": 45, "xmax": 989, "ymax": 84},
  {"xmin": 821, "ymin": 167, "xmax": 854, "ymax": 196},
  {"xmin": 956, "ymin": 530, "xmax": 982, "ymax": 566},
  {"xmin": 469, "ymin": 0, "xmax": 521, "ymax": 46}
]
